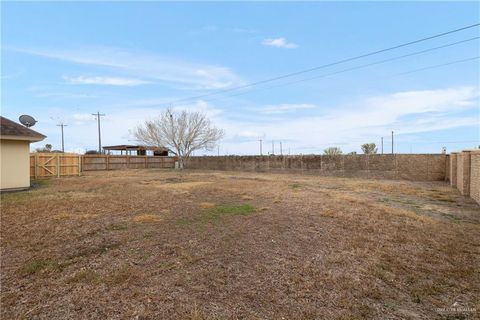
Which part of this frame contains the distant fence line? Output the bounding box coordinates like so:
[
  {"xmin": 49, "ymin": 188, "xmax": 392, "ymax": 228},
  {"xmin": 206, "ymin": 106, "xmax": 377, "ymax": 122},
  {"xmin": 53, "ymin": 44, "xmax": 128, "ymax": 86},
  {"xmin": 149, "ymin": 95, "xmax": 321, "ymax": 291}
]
[
  {"xmin": 186, "ymin": 154, "xmax": 448, "ymax": 181},
  {"xmin": 30, "ymin": 153, "xmax": 177, "ymax": 178},
  {"xmin": 82, "ymin": 155, "xmax": 176, "ymax": 171}
]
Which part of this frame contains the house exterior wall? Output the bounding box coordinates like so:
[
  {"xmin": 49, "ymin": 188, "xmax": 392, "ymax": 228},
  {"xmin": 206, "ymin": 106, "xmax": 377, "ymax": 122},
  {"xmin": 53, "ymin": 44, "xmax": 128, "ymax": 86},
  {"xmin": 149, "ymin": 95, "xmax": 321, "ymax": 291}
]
[{"xmin": 0, "ymin": 139, "xmax": 31, "ymax": 190}]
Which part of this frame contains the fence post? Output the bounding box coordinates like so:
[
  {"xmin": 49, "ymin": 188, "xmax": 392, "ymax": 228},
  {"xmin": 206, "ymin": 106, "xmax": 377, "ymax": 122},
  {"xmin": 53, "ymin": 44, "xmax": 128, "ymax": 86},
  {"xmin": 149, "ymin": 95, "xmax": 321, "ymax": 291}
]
[
  {"xmin": 34, "ymin": 153, "xmax": 38, "ymax": 179},
  {"xmin": 78, "ymin": 155, "xmax": 82, "ymax": 176},
  {"xmin": 106, "ymin": 155, "xmax": 110, "ymax": 170},
  {"xmin": 57, "ymin": 154, "xmax": 61, "ymax": 177}
]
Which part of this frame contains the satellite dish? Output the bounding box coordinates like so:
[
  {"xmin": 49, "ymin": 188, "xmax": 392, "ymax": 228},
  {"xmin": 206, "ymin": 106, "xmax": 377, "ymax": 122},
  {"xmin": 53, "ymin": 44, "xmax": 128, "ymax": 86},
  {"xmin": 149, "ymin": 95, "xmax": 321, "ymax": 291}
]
[{"xmin": 19, "ymin": 115, "xmax": 37, "ymax": 127}]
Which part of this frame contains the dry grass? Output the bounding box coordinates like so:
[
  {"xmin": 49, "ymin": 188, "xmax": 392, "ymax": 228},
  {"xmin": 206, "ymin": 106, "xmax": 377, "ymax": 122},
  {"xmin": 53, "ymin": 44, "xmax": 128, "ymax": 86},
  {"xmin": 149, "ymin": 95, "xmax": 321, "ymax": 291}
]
[
  {"xmin": 132, "ymin": 214, "xmax": 162, "ymax": 223},
  {"xmin": 1, "ymin": 169, "xmax": 479, "ymax": 319}
]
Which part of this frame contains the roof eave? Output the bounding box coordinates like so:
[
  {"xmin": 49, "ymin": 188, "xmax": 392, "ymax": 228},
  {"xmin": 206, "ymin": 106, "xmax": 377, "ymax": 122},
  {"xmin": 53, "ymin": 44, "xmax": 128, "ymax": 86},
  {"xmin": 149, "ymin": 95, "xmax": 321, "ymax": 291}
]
[{"xmin": 0, "ymin": 135, "xmax": 46, "ymax": 142}]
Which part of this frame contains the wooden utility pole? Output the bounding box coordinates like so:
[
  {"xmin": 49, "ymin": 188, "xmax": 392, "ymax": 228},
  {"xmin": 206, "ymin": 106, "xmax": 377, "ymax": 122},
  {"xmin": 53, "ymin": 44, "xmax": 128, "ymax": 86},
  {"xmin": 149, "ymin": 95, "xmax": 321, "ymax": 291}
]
[
  {"xmin": 391, "ymin": 131, "xmax": 394, "ymax": 154},
  {"xmin": 92, "ymin": 112, "xmax": 105, "ymax": 153},
  {"xmin": 57, "ymin": 123, "xmax": 67, "ymax": 152}
]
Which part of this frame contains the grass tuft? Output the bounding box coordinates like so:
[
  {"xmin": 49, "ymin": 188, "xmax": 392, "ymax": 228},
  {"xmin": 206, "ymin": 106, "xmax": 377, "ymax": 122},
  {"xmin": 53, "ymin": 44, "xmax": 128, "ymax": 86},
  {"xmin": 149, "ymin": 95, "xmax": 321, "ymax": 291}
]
[
  {"xmin": 107, "ymin": 223, "xmax": 129, "ymax": 231},
  {"xmin": 20, "ymin": 259, "xmax": 60, "ymax": 276},
  {"xmin": 178, "ymin": 203, "xmax": 255, "ymax": 225},
  {"xmin": 67, "ymin": 269, "xmax": 99, "ymax": 284},
  {"xmin": 31, "ymin": 180, "xmax": 50, "ymax": 188}
]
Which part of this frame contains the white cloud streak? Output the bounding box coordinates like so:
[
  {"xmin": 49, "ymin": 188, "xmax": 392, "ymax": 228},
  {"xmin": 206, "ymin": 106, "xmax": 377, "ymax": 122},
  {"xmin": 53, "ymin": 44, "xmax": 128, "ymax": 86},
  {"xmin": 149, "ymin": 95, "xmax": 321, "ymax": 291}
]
[
  {"xmin": 12, "ymin": 46, "xmax": 243, "ymax": 90},
  {"xmin": 262, "ymin": 37, "xmax": 298, "ymax": 49},
  {"xmin": 29, "ymin": 86, "xmax": 479, "ymax": 154},
  {"xmin": 259, "ymin": 103, "xmax": 316, "ymax": 114},
  {"xmin": 64, "ymin": 76, "xmax": 150, "ymax": 86}
]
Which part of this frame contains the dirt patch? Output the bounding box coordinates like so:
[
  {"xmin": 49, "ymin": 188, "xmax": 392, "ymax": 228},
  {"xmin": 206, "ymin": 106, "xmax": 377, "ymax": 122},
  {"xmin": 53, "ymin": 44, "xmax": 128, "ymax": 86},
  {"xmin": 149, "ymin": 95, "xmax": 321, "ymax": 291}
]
[{"xmin": 1, "ymin": 169, "xmax": 479, "ymax": 319}]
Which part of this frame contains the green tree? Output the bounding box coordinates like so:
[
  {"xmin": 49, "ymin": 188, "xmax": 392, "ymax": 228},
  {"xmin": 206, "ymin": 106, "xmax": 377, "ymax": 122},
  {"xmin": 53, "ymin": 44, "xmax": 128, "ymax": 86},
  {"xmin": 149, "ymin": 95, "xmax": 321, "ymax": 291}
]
[
  {"xmin": 323, "ymin": 147, "xmax": 343, "ymax": 155},
  {"xmin": 361, "ymin": 143, "xmax": 377, "ymax": 154}
]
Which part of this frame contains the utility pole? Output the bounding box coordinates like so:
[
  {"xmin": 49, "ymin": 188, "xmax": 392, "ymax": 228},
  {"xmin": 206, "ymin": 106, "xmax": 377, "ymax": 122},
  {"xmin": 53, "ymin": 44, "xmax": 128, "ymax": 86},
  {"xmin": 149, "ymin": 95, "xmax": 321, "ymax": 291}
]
[
  {"xmin": 57, "ymin": 122, "xmax": 67, "ymax": 152},
  {"xmin": 272, "ymin": 140, "xmax": 275, "ymax": 155},
  {"xmin": 280, "ymin": 141, "xmax": 283, "ymax": 155},
  {"xmin": 259, "ymin": 139, "xmax": 263, "ymax": 156},
  {"xmin": 92, "ymin": 112, "xmax": 105, "ymax": 153},
  {"xmin": 391, "ymin": 131, "xmax": 394, "ymax": 154},
  {"xmin": 217, "ymin": 145, "xmax": 220, "ymax": 156},
  {"xmin": 381, "ymin": 137, "xmax": 384, "ymax": 154}
]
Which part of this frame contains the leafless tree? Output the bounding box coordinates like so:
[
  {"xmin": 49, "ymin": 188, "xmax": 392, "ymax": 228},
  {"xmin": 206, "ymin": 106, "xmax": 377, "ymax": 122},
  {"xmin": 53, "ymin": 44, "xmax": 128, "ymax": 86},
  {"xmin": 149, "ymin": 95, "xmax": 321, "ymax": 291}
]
[{"xmin": 133, "ymin": 109, "xmax": 224, "ymax": 168}]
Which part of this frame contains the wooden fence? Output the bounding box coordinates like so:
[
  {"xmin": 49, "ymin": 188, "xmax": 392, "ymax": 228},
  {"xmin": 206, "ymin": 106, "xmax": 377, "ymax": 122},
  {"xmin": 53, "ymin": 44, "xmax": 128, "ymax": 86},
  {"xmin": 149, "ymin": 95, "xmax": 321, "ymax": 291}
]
[
  {"xmin": 30, "ymin": 153, "xmax": 81, "ymax": 179},
  {"xmin": 30, "ymin": 154, "xmax": 177, "ymax": 178},
  {"xmin": 81, "ymin": 155, "xmax": 176, "ymax": 171}
]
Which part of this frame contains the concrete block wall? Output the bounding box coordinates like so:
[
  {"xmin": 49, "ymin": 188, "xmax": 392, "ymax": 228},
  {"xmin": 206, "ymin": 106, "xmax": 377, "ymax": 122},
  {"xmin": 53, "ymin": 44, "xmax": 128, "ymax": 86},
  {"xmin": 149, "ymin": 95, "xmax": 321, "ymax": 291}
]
[
  {"xmin": 456, "ymin": 151, "xmax": 471, "ymax": 196},
  {"xmin": 449, "ymin": 153, "xmax": 458, "ymax": 187},
  {"xmin": 470, "ymin": 151, "xmax": 480, "ymax": 204},
  {"xmin": 187, "ymin": 154, "xmax": 447, "ymax": 181},
  {"xmin": 445, "ymin": 150, "xmax": 480, "ymax": 205}
]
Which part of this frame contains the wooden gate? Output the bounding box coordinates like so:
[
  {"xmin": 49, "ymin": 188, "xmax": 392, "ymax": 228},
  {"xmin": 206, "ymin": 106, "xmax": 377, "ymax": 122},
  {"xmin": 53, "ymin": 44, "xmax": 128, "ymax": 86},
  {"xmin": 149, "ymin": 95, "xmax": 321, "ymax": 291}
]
[{"xmin": 30, "ymin": 153, "xmax": 81, "ymax": 179}]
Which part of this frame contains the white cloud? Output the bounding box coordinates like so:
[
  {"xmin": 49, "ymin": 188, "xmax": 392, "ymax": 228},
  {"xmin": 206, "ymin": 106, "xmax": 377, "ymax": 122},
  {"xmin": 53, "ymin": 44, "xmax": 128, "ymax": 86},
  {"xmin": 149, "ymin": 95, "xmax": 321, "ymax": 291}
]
[
  {"xmin": 12, "ymin": 46, "xmax": 243, "ymax": 90},
  {"xmin": 237, "ymin": 131, "xmax": 262, "ymax": 139},
  {"xmin": 64, "ymin": 76, "xmax": 150, "ymax": 86},
  {"xmin": 28, "ymin": 86, "xmax": 479, "ymax": 155},
  {"xmin": 259, "ymin": 103, "xmax": 316, "ymax": 114},
  {"xmin": 217, "ymin": 86, "xmax": 479, "ymax": 154},
  {"xmin": 262, "ymin": 37, "xmax": 298, "ymax": 49}
]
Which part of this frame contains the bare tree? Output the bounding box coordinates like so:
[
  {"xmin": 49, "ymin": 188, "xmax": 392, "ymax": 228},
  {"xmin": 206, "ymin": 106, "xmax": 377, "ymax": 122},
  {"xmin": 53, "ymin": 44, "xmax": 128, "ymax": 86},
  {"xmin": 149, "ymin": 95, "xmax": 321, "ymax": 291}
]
[
  {"xmin": 323, "ymin": 147, "xmax": 343, "ymax": 155},
  {"xmin": 133, "ymin": 109, "xmax": 224, "ymax": 168},
  {"xmin": 361, "ymin": 143, "xmax": 377, "ymax": 154}
]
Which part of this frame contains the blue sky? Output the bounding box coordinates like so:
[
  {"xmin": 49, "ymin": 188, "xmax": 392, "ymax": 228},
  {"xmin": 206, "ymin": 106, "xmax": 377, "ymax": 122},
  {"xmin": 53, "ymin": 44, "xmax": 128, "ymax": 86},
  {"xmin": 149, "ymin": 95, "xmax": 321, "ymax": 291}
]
[{"xmin": 1, "ymin": 1, "xmax": 479, "ymax": 154}]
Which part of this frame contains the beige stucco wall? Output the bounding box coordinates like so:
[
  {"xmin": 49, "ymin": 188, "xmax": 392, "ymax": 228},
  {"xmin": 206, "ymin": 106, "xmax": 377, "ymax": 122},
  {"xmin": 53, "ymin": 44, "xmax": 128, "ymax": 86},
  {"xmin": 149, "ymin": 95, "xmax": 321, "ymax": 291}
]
[{"xmin": 0, "ymin": 139, "xmax": 31, "ymax": 190}]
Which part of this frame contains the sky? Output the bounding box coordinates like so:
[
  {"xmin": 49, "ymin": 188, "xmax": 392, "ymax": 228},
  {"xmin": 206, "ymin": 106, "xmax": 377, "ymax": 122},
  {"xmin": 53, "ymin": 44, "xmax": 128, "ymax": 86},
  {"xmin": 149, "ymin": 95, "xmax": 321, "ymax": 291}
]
[{"xmin": 1, "ymin": 1, "xmax": 479, "ymax": 155}]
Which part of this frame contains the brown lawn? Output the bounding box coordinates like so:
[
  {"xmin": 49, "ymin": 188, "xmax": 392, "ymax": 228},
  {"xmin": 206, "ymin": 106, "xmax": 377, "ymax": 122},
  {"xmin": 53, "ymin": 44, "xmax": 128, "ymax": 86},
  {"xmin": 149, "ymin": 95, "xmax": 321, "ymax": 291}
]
[{"xmin": 1, "ymin": 169, "xmax": 479, "ymax": 319}]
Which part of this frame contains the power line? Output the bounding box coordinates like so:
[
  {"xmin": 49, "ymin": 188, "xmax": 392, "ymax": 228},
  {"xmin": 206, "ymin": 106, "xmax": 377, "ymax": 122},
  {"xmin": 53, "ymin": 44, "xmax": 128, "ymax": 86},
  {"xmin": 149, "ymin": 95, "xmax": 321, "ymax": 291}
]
[
  {"xmin": 165, "ymin": 23, "xmax": 480, "ymax": 106},
  {"xmin": 396, "ymin": 56, "xmax": 480, "ymax": 76},
  {"xmin": 200, "ymin": 37, "xmax": 478, "ymax": 104}
]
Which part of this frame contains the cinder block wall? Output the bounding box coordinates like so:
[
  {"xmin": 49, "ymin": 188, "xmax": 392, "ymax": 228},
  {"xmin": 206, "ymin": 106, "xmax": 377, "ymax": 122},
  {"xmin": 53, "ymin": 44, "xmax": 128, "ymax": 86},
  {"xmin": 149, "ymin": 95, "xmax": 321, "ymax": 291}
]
[
  {"xmin": 456, "ymin": 151, "xmax": 471, "ymax": 196},
  {"xmin": 449, "ymin": 153, "xmax": 458, "ymax": 187},
  {"xmin": 470, "ymin": 151, "xmax": 480, "ymax": 204},
  {"xmin": 187, "ymin": 154, "xmax": 447, "ymax": 181}
]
